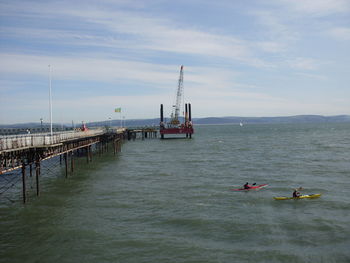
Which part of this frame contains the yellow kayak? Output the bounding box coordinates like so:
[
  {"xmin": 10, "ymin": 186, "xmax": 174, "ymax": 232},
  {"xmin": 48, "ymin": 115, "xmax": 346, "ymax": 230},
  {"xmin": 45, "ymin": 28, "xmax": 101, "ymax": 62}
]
[{"xmin": 274, "ymin": 194, "xmax": 321, "ymax": 200}]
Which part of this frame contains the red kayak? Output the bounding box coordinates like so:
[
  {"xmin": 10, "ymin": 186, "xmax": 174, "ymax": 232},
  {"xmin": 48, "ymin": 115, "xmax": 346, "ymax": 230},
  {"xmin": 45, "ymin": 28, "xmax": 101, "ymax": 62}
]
[{"xmin": 230, "ymin": 184, "xmax": 268, "ymax": 191}]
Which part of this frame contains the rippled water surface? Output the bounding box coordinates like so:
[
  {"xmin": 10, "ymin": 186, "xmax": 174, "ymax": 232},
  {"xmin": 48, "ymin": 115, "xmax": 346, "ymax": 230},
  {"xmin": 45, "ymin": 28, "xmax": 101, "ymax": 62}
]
[{"xmin": 1, "ymin": 123, "xmax": 350, "ymax": 262}]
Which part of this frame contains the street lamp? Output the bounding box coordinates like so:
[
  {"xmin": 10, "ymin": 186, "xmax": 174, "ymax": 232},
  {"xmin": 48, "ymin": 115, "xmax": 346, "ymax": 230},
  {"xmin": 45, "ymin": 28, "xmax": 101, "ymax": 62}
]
[
  {"xmin": 48, "ymin": 65, "xmax": 53, "ymax": 136},
  {"xmin": 40, "ymin": 118, "xmax": 43, "ymax": 132}
]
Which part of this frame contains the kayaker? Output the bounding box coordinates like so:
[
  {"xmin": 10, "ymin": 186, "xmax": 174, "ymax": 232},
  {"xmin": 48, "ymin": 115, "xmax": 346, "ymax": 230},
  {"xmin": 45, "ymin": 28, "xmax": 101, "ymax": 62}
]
[
  {"xmin": 293, "ymin": 189, "xmax": 301, "ymax": 197},
  {"xmin": 244, "ymin": 182, "xmax": 251, "ymax": 189}
]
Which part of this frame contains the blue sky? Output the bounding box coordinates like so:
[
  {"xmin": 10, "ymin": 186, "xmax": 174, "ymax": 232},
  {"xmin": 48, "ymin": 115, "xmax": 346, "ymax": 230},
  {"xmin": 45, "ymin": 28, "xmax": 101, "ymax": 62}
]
[{"xmin": 0, "ymin": 0, "xmax": 349, "ymax": 124}]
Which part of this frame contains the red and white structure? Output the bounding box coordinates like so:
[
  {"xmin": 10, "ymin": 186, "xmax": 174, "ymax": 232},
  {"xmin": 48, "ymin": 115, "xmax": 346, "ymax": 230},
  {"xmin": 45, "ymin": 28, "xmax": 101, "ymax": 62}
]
[{"xmin": 159, "ymin": 65, "xmax": 194, "ymax": 139}]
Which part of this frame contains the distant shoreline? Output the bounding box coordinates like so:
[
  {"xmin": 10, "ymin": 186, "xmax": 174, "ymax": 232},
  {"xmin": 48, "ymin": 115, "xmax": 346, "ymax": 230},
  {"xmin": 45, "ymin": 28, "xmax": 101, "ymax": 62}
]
[
  {"xmin": 192, "ymin": 115, "xmax": 350, "ymax": 125},
  {"xmin": 1, "ymin": 115, "xmax": 349, "ymax": 128}
]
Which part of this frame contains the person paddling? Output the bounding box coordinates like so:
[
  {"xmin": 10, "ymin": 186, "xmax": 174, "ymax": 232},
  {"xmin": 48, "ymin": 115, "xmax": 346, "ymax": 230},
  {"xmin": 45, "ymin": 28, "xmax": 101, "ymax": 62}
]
[
  {"xmin": 293, "ymin": 189, "xmax": 301, "ymax": 197},
  {"xmin": 244, "ymin": 182, "xmax": 251, "ymax": 189}
]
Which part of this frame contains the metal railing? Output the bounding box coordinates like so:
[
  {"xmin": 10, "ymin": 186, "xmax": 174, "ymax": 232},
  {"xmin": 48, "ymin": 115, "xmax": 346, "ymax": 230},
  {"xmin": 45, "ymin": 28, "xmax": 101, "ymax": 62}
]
[{"xmin": 0, "ymin": 128, "xmax": 125, "ymax": 151}]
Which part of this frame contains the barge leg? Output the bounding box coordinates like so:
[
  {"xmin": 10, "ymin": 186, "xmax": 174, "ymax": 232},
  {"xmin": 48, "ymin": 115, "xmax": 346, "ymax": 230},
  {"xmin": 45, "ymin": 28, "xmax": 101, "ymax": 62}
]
[{"xmin": 160, "ymin": 104, "xmax": 164, "ymax": 139}]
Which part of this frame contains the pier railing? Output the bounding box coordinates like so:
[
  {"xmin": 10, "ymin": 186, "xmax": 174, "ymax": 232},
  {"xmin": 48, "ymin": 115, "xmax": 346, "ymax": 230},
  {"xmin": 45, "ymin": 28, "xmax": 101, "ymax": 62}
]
[{"xmin": 0, "ymin": 128, "xmax": 124, "ymax": 151}]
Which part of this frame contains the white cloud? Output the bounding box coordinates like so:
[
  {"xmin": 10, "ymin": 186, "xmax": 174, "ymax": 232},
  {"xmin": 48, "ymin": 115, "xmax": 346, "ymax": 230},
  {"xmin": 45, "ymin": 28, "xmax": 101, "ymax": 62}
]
[
  {"xmin": 277, "ymin": 0, "xmax": 350, "ymax": 16},
  {"xmin": 295, "ymin": 72, "xmax": 327, "ymax": 81},
  {"xmin": 0, "ymin": 2, "xmax": 272, "ymax": 68},
  {"xmin": 0, "ymin": 52, "xmax": 268, "ymax": 102},
  {"xmin": 0, "ymin": 53, "xmax": 177, "ymax": 88},
  {"xmin": 251, "ymin": 10, "xmax": 299, "ymax": 42},
  {"xmin": 329, "ymin": 27, "xmax": 350, "ymax": 41},
  {"xmin": 255, "ymin": 41, "xmax": 286, "ymax": 53},
  {"xmin": 287, "ymin": 57, "xmax": 319, "ymax": 71}
]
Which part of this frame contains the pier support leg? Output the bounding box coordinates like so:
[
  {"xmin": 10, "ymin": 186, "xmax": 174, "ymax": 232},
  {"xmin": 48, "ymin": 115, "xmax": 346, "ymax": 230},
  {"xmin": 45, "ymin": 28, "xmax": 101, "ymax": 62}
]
[
  {"xmin": 29, "ymin": 164, "xmax": 33, "ymax": 177},
  {"xmin": 86, "ymin": 147, "xmax": 90, "ymax": 163},
  {"xmin": 64, "ymin": 152, "xmax": 68, "ymax": 178},
  {"xmin": 71, "ymin": 152, "xmax": 74, "ymax": 173},
  {"xmin": 117, "ymin": 139, "xmax": 121, "ymax": 152},
  {"xmin": 22, "ymin": 163, "xmax": 26, "ymax": 204},
  {"xmin": 89, "ymin": 146, "xmax": 93, "ymax": 162},
  {"xmin": 35, "ymin": 161, "xmax": 40, "ymax": 196}
]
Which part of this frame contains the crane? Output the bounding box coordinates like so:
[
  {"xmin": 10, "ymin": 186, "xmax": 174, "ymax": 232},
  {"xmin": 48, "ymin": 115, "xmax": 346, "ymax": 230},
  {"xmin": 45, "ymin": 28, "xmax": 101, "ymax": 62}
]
[
  {"xmin": 159, "ymin": 65, "xmax": 193, "ymax": 139},
  {"xmin": 170, "ymin": 65, "xmax": 184, "ymax": 125}
]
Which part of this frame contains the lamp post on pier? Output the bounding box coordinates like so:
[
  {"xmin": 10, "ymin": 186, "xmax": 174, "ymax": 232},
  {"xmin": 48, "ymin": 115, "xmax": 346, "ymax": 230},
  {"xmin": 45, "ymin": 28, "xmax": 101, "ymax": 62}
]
[{"xmin": 48, "ymin": 65, "xmax": 53, "ymax": 137}]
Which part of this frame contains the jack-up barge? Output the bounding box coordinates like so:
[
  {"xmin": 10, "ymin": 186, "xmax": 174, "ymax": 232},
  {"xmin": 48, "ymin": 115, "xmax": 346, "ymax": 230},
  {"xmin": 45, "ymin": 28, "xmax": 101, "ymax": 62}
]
[{"xmin": 160, "ymin": 65, "xmax": 194, "ymax": 139}]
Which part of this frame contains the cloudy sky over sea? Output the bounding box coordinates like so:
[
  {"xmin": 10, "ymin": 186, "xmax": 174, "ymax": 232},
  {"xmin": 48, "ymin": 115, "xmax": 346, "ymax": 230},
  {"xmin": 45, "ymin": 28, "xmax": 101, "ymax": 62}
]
[{"xmin": 1, "ymin": 0, "xmax": 349, "ymax": 124}]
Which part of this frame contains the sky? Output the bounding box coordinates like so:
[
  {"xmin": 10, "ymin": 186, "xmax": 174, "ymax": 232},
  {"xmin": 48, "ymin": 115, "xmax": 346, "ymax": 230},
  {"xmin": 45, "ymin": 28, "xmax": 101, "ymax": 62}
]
[{"xmin": 0, "ymin": 0, "xmax": 349, "ymax": 124}]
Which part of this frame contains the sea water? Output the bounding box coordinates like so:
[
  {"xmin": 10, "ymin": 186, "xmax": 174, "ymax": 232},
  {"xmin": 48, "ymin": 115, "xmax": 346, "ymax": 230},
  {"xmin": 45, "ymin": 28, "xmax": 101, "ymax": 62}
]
[{"xmin": 1, "ymin": 123, "xmax": 350, "ymax": 263}]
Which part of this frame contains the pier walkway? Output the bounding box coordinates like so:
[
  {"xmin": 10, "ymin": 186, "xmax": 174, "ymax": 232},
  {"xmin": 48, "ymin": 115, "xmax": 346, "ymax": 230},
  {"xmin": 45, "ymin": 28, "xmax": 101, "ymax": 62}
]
[
  {"xmin": 0, "ymin": 128, "xmax": 124, "ymax": 152},
  {"xmin": 0, "ymin": 128, "xmax": 126, "ymax": 203}
]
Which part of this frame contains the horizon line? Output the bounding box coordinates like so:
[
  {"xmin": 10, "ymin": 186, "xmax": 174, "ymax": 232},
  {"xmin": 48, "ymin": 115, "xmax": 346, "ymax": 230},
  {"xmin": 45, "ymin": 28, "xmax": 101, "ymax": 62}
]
[{"xmin": 1, "ymin": 114, "xmax": 350, "ymax": 126}]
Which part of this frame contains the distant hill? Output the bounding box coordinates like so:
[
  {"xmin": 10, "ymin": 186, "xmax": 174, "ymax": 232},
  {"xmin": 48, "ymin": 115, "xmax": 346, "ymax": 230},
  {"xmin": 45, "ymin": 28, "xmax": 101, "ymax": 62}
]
[
  {"xmin": 88, "ymin": 118, "xmax": 160, "ymax": 128},
  {"xmin": 1, "ymin": 115, "xmax": 349, "ymax": 129},
  {"xmin": 193, "ymin": 115, "xmax": 350, "ymax": 125},
  {"xmin": 0, "ymin": 123, "xmax": 65, "ymax": 129}
]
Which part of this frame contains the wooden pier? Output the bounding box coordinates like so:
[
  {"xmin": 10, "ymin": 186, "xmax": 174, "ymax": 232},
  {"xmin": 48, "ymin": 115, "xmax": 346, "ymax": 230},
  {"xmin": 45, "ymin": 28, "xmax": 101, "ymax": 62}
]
[
  {"xmin": 126, "ymin": 127, "xmax": 158, "ymax": 141},
  {"xmin": 0, "ymin": 128, "xmax": 126, "ymax": 203}
]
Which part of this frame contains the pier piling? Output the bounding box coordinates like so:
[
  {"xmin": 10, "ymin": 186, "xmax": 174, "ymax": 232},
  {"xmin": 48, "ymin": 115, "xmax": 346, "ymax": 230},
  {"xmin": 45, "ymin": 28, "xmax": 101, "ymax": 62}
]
[
  {"xmin": 70, "ymin": 152, "xmax": 74, "ymax": 173},
  {"xmin": 64, "ymin": 152, "xmax": 68, "ymax": 178},
  {"xmin": 21, "ymin": 163, "xmax": 26, "ymax": 203},
  {"xmin": 35, "ymin": 161, "xmax": 40, "ymax": 196}
]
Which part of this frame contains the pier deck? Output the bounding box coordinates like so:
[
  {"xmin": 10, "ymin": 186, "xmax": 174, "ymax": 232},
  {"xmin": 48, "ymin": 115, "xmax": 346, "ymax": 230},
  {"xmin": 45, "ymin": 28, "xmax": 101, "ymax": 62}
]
[{"xmin": 0, "ymin": 128, "xmax": 126, "ymax": 203}]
